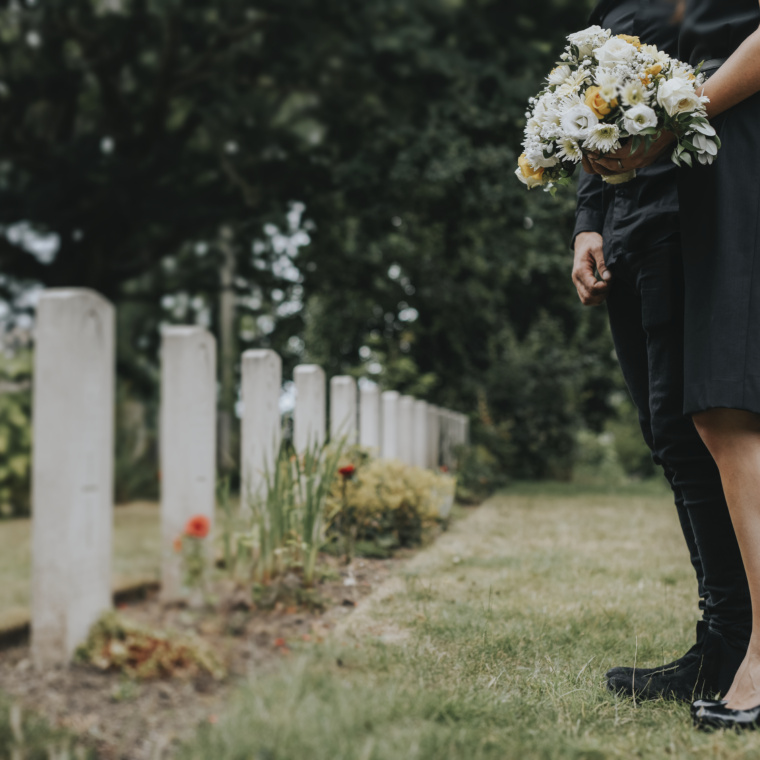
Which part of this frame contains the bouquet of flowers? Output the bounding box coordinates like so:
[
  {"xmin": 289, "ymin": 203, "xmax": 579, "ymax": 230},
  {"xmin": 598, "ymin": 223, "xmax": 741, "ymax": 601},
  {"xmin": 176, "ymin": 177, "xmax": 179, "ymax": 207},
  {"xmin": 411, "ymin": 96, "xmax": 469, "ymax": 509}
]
[{"xmin": 516, "ymin": 26, "xmax": 720, "ymax": 192}]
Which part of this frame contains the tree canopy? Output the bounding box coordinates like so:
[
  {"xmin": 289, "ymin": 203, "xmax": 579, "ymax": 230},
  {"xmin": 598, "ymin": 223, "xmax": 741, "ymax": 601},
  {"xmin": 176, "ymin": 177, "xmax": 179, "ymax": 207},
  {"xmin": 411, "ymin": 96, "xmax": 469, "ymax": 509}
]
[{"xmin": 0, "ymin": 0, "xmax": 620, "ymax": 479}]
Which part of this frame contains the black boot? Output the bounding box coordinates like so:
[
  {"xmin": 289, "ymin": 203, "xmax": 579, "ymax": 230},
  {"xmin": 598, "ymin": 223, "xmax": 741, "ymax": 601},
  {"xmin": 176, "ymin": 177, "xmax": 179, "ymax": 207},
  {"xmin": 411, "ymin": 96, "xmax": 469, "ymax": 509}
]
[
  {"xmin": 607, "ymin": 625, "xmax": 747, "ymax": 702},
  {"xmin": 606, "ymin": 620, "xmax": 707, "ymax": 684}
]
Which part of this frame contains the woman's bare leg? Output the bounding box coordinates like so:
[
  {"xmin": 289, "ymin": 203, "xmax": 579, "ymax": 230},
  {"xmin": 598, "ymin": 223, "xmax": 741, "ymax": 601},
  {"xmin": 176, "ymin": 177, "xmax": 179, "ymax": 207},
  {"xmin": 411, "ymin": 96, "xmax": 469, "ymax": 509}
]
[{"xmin": 693, "ymin": 408, "xmax": 760, "ymax": 708}]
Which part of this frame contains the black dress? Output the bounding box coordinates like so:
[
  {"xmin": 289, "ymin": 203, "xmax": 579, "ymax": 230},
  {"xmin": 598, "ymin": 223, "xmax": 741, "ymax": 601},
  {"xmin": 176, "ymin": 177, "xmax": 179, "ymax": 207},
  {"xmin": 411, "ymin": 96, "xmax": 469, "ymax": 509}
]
[{"xmin": 678, "ymin": 0, "xmax": 760, "ymax": 415}]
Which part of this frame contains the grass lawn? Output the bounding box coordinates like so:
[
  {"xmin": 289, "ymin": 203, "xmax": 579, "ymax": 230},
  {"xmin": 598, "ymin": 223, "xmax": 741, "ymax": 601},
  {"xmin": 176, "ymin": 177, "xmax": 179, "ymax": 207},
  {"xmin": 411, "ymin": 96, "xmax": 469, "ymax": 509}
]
[
  {"xmin": 176, "ymin": 482, "xmax": 760, "ymax": 760},
  {"xmin": 0, "ymin": 502, "xmax": 162, "ymax": 630}
]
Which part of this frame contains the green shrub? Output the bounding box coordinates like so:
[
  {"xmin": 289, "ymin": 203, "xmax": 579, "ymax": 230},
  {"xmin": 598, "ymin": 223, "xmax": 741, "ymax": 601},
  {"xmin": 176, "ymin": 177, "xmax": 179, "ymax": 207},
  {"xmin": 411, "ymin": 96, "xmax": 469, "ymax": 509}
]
[
  {"xmin": 0, "ymin": 347, "xmax": 32, "ymax": 518},
  {"xmin": 454, "ymin": 444, "xmax": 509, "ymax": 504},
  {"xmin": 325, "ymin": 453, "xmax": 455, "ymax": 557}
]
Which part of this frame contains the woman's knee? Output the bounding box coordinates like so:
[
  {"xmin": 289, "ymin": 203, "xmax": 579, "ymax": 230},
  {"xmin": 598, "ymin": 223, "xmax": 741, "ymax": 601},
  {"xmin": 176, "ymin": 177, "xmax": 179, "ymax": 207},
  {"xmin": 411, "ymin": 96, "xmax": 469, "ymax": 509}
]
[{"xmin": 692, "ymin": 408, "xmax": 760, "ymax": 462}]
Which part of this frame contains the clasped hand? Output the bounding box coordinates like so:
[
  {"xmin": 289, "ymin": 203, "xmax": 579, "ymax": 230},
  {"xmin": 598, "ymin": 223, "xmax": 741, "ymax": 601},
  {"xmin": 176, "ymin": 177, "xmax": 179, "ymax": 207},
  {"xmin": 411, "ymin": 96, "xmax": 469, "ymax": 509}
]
[{"xmin": 582, "ymin": 130, "xmax": 676, "ymax": 176}]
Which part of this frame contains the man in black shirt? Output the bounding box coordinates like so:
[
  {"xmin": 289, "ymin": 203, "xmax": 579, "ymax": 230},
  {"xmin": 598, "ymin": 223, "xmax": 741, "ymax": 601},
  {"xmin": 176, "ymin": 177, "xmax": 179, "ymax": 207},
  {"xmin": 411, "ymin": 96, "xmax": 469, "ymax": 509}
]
[{"xmin": 571, "ymin": 0, "xmax": 750, "ymax": 699}]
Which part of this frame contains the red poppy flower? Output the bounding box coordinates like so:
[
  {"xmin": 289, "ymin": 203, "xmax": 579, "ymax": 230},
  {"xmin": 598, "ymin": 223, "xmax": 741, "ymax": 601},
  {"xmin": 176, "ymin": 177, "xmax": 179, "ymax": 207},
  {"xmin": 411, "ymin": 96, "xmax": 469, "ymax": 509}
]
[
  {"xmin": 338, "ymin": 465, "xmax": 356, "ymax": 478},
  {"xmin": 274, "ymin": 637, "xmax": 287, "ymax": 648},
  {"xmin": 184, "ymin": 514, "xmax": 210, "ymax": 539}
]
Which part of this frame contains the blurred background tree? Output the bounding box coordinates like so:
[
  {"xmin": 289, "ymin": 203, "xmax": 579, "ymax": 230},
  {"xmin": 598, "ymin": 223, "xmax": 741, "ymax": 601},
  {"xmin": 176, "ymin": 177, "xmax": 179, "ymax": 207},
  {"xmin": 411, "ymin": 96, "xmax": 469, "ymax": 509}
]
[{"xmin": 0, "ymin": 0, "xmax": 650, "ymax": 511}]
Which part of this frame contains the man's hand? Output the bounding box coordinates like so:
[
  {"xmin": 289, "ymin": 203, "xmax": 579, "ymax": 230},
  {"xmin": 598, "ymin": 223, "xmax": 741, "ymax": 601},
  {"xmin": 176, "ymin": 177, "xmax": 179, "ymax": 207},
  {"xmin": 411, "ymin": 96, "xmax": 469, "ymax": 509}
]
[
  {"xmin": 583, "ymin": 131, "xmax": 676, "ymax": 176},
  {"xmin": 573, "ymin": 231, "xmax": 610, "ymax": 305}
]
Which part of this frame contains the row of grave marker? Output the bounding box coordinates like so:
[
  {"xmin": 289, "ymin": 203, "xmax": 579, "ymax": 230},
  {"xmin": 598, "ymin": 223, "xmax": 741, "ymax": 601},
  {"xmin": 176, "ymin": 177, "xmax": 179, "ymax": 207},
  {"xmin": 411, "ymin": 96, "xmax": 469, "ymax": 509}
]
[{"xmin": 30, "ymin": 289, "xmax": 469, "ymax": 667}]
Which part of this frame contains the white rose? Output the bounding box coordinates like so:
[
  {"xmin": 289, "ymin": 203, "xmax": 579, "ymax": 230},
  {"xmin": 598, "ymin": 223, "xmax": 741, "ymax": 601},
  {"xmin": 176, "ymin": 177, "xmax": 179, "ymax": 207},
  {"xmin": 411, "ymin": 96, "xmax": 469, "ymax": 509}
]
[
  {"xmin": 594, "ymin": 37, "xmax": 637, "ymax": 68},
  {"xmin": 657, "ymin": 78, "xmax": 701, "ymax": 116},
  {"xmin": 567, "ymin": 26, "xmax": 610, "ymax": 58},
  {"xmin": 623, "ymin": 104, "xmax": 658, "ymax": 134},
  {"xmin": 560, "ymin": 104, "xmax": 599, "ymax": 141}
]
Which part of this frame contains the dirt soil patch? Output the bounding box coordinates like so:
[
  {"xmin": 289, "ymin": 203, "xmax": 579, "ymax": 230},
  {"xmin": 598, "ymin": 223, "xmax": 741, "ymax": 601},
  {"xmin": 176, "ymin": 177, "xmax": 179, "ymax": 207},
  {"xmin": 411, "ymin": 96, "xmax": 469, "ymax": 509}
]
[{"xmin": 0, "ymin": 553, "xmax": 408, "ymax": 760}]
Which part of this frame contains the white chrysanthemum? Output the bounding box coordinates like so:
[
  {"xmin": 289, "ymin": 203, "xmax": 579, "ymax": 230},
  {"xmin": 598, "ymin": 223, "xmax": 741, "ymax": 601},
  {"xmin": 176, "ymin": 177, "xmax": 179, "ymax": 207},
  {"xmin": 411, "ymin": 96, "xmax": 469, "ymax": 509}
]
[
  {"xmin": 595, "ymin": 70, "xmax": 618, "ymax": 88},
  {"xmin": 548, "ymin": 65, "xmax": 571, "ymax": 86},
  {"xmin": 525, "ymin": 117, "xmax": 542, "ymax": 138},
  {"xmin": 623, "ymin": 104, "xmax": 658, "ymax": 134},
  {"xmin": 595, "ymin": 37, "xmax": 637, "ymax": 68},
  {"xmin": 557, "ymin": 68, "xmax": 591, "ymax": 96},
  {"xmin": 557, "ymin": 137, "xmax": 583, "ymax": 163},
  {"xmin": 525, "ymin": 144, "xmax": 560, "ymax": 168},
  {"xmin": 540, "ymin": 109, "xmax": 563, "ymax": 140},
  {"xmin": 585, "ymin": 123, "xmax": 621, "ymax": 152},
  {"xmin": 621, "ymin": 80, "xmax": 647, "ymax": 107},
  {"xmin": 560, "ymin": 104, "xmax": 599, "ymax": 141}
]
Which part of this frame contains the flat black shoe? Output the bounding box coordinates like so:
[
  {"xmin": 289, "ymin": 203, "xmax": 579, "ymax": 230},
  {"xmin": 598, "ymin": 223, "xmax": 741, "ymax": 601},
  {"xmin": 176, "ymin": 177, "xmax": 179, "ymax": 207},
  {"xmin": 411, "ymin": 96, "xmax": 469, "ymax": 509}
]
[
  {"xmin": 693, "ymin": 702, "xmax": 760, "ymax": 731},
  {"xmin": 691, "ymin": 698, "xmax": 726, "ymax": 719}
]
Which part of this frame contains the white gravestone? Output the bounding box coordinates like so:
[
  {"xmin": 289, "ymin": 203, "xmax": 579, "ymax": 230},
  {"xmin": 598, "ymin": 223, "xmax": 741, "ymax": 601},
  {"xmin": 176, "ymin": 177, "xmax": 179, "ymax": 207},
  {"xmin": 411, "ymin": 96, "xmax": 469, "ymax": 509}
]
[
  {"xmin": 413, "ymin": 400, "xmax": 428, "ymax": 469},
  {"xmin": 381, "ymin": 391, "xmax": 400, "ymax": 459},
  {"xmin": 241, "ymin": 350, "xmax": 282, "ymax": 506},
  {"xmin": 427, "ymin": 404, "xmax": 441, "ymax": 470},
  {"xmin": 160, "ymin": 326, "xmax": 217, "ymax": 602},
  {"xmin": 398, "ymin": 395, "xmax": 416, "ymax": 466},
  {"xmin": 439, "ymin": 408, "xmax": 454, "ymax": 470},
  {"xmin": 31, "ymin": 289, "xmax": 115, "ymax": 668},
  {"xmin": 294, "ymin": 364, "xmax": 326, "ymax": 452},
  {"xmin": 330, "ymin": 375, "xmax": 357, "ymax": 445},
  {"xmin": 359, "ymin": 384, "xmax": 381, "ymax": 452}
]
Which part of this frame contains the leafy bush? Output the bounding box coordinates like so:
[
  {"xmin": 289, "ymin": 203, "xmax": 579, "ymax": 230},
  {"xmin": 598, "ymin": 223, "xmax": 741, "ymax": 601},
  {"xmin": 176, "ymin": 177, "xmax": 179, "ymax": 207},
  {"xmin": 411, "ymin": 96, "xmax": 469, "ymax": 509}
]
[
  {"xmin": 454, "ymin": 444, "xmax": 509, "ymax": 504},
  {"xmin": 0, "ymin": 347, "xmax": 32, "ymax": 518},
  {"xmin": 604, "ymin": 394, "xmax": 657, "ymax": 479},
  {"xmin": 326, "ymin": 454, "xmax": 455, "ymax": 558}
]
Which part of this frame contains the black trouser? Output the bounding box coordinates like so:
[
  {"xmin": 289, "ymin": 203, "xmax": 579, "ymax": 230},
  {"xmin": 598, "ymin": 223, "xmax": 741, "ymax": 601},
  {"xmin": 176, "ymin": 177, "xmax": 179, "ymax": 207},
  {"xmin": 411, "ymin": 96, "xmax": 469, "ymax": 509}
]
[{"xmin": 605, "ymin": 247, "xmax": 751, "ymax": 643}]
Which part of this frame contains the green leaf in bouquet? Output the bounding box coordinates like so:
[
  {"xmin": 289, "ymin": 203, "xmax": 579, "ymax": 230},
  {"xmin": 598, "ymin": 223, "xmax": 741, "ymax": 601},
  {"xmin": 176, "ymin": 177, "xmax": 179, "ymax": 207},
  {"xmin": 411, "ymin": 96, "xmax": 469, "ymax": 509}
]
[{"xmin": 680, "ymin": 152, "xmax": 693, "ymax": 168}]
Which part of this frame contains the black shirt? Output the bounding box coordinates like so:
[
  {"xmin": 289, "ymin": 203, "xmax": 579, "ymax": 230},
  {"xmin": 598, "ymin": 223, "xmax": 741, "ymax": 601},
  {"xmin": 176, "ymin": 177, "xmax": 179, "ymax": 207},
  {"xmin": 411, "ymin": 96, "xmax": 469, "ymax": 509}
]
[
  {"xmin": 571, "ymin": 0, "xmax": 681, "ymax": 265},
  {"xmin": 680, "ymin": 0, "xmax": 760, "ymax": 65}
]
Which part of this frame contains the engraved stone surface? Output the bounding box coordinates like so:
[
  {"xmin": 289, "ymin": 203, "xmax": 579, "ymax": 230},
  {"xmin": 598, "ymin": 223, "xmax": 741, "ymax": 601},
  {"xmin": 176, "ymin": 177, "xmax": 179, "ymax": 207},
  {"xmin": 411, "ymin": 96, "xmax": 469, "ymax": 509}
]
[
  {"xmin": 294, "ymin": 365, "xmax": 326, "ymax": 452},
  {"xmin": 31, "ymin": 289, "xmax": 115, "ymax": 668},
  {"xmin": 241, "ymin": 349, "xmax": 282, "ymax": 507},
  {"xmin": 160, "ymin": 326, "xmax": 217, "ymax": 602}
]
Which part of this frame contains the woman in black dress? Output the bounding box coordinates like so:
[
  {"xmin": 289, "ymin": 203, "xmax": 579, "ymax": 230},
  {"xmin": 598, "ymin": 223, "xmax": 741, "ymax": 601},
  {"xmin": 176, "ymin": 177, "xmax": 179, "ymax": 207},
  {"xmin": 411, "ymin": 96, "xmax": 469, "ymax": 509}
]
[{"xmin": 590, "ymin": 0, "xmax": 760, "ymax": 729}]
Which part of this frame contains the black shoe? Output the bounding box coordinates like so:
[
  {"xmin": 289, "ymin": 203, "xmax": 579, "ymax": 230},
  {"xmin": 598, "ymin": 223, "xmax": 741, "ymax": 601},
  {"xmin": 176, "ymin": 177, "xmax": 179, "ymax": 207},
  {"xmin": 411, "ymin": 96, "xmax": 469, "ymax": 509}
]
[
  {"xmin": 690, "ymin": 698, "xmax": 726, "ymax": 719},
  {"xmin": 693, "ymin": 702, "xmax": 760, "ymax": 731},
  {"xmin": 607, "ymin": 628, "xmax": 746, "ymax": 702}
]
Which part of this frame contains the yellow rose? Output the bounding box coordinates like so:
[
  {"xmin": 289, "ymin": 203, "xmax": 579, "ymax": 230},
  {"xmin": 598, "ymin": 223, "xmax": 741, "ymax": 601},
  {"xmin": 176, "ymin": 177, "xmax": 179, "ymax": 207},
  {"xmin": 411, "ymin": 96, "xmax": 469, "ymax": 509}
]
[
  {"xmin": 584, "ymin": 86, "xmax": 615, "ymax": 118},
  {"xmin": 617, "ymin": 34, "xmax": 642, "ymax": 49},
  {"xmin": 646, "ymin": 63, "xmax": 663, "ymax": 78},
  {"xmin": 516, "ymin": 154, "xmax": 545, "ymax": 189}
]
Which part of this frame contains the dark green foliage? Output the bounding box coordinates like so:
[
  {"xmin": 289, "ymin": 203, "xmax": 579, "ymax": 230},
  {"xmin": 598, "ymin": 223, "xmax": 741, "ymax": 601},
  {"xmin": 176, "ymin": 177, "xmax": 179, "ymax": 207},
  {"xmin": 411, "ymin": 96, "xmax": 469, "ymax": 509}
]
[
  {"xmin": 0, "ymin": 0, "xmax": 617, "ymax": 481},
  {"xmin": 0, "ymin": 346, "xmax": 32, "ymax": 517}
]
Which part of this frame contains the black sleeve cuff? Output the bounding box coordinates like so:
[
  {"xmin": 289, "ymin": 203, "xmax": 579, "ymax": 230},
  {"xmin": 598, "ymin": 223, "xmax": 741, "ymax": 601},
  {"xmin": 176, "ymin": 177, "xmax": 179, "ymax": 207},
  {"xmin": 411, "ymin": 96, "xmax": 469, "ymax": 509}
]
[{"xmin": 570, "ymin": 211, "xmax": 604, "ymax": 251}]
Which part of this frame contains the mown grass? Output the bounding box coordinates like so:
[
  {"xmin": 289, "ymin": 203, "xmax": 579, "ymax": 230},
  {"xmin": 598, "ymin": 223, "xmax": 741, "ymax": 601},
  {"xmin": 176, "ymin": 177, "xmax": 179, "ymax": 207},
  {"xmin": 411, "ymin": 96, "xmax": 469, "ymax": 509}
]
[
  {"xmin": 0, "ymin": 502, "xmax": 161, "ymax": 629},
  {"xmin": 177, "ymin": 483, "xmax": 760, "ymax": 760}
]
